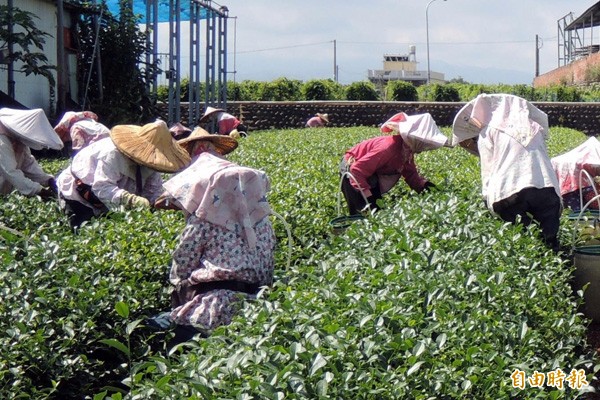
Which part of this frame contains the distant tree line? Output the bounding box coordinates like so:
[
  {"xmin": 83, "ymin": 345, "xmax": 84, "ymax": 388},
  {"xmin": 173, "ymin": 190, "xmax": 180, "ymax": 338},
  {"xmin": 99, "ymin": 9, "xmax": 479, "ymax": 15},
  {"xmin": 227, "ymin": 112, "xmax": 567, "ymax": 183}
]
[{"xmin": 157, "ymin": 77, "xmax": 600, "ymax": 103}]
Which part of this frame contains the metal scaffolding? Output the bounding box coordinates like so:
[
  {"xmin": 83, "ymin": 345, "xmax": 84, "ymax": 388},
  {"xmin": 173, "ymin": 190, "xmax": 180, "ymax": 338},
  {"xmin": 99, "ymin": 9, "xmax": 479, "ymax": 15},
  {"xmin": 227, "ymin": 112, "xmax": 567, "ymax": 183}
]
[
  {"xmin": 156, "ymin": 0, "xmax": 229, "ymax": 126},
  {"xmin": 558, "ymin": 2, "xmax": 600, "ymax": 67}
]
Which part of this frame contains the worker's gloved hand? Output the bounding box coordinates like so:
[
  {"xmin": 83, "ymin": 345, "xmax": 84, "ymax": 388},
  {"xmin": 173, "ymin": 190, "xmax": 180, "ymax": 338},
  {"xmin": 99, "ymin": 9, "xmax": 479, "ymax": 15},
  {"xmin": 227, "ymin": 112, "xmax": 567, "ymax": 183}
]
[
  {"xmin": 229, "ymin": 129, "xmax": 241, "ymax": 139},
  {"xmin": 47, "ymin": 177, "xmax": 58, "ymax": 194},
  {"xmin": 121, "ymin": 192, "xmax": 151, "ymax": 209},
  {"xmin": 422, "ymin": 181, "xmax": 437, "ymax": 193},
  {"xmin": 38, "ymin": 187, "xmax": 57, "ymax": 201}
]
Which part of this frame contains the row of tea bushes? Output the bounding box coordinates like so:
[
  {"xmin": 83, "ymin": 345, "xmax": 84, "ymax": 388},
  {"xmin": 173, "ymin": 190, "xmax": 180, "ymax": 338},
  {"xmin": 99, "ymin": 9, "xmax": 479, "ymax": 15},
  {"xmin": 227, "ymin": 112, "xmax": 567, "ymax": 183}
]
[{"xmin": 0, "ymin": 126, "xmax": 597, "ymax": 398}]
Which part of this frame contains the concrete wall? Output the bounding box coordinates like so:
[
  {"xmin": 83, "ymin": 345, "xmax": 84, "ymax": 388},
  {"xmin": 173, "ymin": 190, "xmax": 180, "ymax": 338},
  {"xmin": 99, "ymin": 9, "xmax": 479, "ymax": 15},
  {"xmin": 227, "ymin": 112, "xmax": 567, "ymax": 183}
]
[{"xmin": 164, "ymin": 101, "xmax": 600, "ymax": 136}]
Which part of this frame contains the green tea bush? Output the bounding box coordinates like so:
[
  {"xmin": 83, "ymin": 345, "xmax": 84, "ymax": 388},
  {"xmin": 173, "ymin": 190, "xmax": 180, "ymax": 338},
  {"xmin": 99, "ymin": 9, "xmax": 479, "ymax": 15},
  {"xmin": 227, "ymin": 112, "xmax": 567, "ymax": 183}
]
[
  {"xmin": 344, "ymin": 81, "xmax": 379, "ymax": 101},
  {"xmin": 302, "ymin": 79, "xmax": 342, "ymax": 101},
  {"xmin": 260, "ymin": 77, "xmax": 304, "ymax": 101},
  {"xmin": 418, "ymin": 83, "xmax": 461, "ymax": 102},
  {"xmin": 0, "ymin": 126, "xmax": 597, "ymax": 398},
  {"xmin": 386, "ymin": 80, "xmax": 418, "ymax": 101}
]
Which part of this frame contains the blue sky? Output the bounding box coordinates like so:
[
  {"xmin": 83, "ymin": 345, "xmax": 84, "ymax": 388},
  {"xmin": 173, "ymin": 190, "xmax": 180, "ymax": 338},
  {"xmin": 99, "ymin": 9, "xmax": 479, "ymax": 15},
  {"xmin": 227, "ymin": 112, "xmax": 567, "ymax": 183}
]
[{"xmin": 152, "ymin": 0, "xmax": 596, "ymax": 85}]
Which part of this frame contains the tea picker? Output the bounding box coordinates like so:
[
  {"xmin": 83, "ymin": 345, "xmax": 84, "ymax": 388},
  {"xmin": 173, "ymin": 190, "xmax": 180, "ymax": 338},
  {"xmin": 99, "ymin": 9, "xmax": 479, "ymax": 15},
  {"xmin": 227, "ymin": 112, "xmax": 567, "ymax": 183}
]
[
  {"xmin": 551, "ymin": 136, "xmax": 600, "ymax": 213},
  {"xmin": 147, "ymin": 152, "xmax": 291, "ymax": 344},
  {"xmin": 0, "ymin": 108, "xmax": 63, "ymax": 200},
  {"xmin": 198, "ymin": 106, "xmax": 248, "ymax": 138},
  {"xmin": 338, "ymin": 111, "xmax": 447, "ymax": 218},
  {"xmin": 452, "ymin": 94, "xmax": 562, "ymax": 252},
  {"xmin": 53, "ymin": 110, "xmax": 110, "ymax": 157},
  {"xmin": 56, "ymin": 120, "xmax": 191, "ymax": 231}
]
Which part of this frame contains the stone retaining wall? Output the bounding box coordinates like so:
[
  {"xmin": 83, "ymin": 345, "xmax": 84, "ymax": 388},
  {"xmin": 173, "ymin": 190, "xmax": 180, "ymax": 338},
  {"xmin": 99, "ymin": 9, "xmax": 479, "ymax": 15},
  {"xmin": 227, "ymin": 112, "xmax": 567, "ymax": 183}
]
[{"xmin": 161, "ymin": 101, "xmax": 600, "ymax": 136}]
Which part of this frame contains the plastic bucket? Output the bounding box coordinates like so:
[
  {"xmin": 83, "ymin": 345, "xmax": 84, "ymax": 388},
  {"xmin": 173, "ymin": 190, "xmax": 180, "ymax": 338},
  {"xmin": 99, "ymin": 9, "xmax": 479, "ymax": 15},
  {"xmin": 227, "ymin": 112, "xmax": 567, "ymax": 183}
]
[
  {"xmin": 573, "ymin": 245, "xmax": 600, "ymax": 321},
  {"xmin": 568, "ymin": 209, "xmax": 600, "ymax": 226},
  {"xmin": 569, "ymin": 209, "xmax": 600, "ymax": 244},
  {"xmin": 329, "ymin": 215, "xmax": 365, "ymax": 235}
]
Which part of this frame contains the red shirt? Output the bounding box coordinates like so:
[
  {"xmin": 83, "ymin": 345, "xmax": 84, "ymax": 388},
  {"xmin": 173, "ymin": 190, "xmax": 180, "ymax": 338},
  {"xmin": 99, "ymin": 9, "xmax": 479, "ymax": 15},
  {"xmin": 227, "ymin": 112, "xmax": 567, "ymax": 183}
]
[
  {"xmin": 306, "ymin": 116, "xmax": 325, "ymax": 127},
  {"xmin": 345, "ymin": 135, "xmax": 427, "ymax": 198}
]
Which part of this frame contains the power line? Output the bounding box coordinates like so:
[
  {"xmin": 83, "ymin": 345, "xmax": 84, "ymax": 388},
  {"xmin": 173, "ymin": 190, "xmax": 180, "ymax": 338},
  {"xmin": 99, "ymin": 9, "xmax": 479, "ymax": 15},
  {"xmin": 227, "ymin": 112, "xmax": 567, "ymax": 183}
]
[
  {"xmin": 337, "ymin": 37, "xmax": 558, "ymax": 46},
  {"xmin": 236, "ymin": 41, "xmax": 332, "ymax": 54},
  {"xmin": 231, "ymin": 37, "xmax": 559, "ymax": 56}
]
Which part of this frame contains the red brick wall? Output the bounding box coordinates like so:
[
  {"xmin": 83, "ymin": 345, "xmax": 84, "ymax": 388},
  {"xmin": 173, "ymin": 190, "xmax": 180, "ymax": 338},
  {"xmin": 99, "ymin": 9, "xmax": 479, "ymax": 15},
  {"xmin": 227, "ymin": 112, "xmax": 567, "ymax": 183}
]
[{"xmin": 534, "ymin": 53, "xmax": 600, "ymax": 87}]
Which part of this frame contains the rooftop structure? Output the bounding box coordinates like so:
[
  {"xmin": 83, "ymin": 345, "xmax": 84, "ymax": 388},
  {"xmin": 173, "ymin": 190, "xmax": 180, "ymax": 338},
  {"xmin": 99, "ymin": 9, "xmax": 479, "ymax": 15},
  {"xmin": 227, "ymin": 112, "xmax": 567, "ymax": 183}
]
[{"xmin": 367, "ymin": 46, "xmax": 445, "ymax": 87}]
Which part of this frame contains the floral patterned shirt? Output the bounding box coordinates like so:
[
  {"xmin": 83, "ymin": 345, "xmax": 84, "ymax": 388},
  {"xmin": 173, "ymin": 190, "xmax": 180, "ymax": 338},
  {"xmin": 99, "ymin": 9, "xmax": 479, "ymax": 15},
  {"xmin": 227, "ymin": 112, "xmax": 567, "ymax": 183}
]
[{"xmin": 169, "ymin": 215, "xmax": 275, "ymax": 331}]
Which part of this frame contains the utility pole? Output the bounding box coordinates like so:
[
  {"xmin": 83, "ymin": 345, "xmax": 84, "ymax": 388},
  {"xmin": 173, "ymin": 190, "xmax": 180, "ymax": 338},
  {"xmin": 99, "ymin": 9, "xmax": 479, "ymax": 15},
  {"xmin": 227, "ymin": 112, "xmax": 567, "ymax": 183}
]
[
  {"xmin": 333, "ymin": 39, "xmax": 338, "ymax": 82},
  {"xmin": 7, "ymin": 0, "xmax": 14, "ymax": 98},
  {"xmin": 535, "ymin": 34, "xmax": 542, "ymax": 77}
]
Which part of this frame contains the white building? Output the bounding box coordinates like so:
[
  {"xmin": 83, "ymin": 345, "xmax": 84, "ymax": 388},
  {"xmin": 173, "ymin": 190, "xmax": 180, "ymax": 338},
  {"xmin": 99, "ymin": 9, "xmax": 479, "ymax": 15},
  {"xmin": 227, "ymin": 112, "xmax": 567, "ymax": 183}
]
[
  {"xmin": 0, "ymin": 0, "xmax": 80, "ymax": 114},
  {"xmin": 367, "ymin": 46, "xmax": 445, "ymax": 87}
]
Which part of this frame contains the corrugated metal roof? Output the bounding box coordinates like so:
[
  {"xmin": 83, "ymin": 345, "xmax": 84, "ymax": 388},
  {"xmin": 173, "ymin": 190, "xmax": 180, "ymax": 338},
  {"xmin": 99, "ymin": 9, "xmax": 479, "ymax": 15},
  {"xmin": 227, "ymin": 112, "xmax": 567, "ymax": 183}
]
[{"xmin": 565, "ymin": 1, "xmax": 600, "ymax": 30}]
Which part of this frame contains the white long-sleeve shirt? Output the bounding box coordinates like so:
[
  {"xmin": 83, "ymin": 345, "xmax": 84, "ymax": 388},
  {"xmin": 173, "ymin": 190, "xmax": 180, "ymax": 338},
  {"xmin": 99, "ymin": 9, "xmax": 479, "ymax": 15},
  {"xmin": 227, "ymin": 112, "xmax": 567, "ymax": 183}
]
[
  {"xmin": 57, "ymin": 137, "xmax": 164, "ymax": 214},
  {"xmin": 0, "ymin": 132, "xmax": 53, "ymax": 196},
  {"xmin": 478, "ymin": 126, "xmax": 560, "ymax": 211}
]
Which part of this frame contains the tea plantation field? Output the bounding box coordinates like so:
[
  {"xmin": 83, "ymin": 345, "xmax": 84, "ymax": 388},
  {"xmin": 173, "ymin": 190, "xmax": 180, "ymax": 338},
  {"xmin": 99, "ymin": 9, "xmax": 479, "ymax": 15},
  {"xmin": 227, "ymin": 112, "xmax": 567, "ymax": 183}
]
[{"xmin": 0, "ymin": 126, "xmax": 598, "ymax": 399}]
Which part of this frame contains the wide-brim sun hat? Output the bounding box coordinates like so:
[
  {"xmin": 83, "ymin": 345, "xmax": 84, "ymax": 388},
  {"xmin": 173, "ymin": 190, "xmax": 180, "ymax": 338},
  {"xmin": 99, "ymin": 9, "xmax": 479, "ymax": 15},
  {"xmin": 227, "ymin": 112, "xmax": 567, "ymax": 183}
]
[
  {"xmin": 0, "ymin": 108, "xmax": 64, "ymax": 150},
  {"xmin": 177, "ymin": 126, "xmax": 238, "ymax": 156},
  {"xmin": 199, "ymin": 106, "xmax": 225, "ymax": 123},
  {"xmin": 110, "ymin": 120, "xmax": 191, "ymax": 173},
  {"xmin": 317, "ymin": 113, "xmax": 329, "ymax": 123}
]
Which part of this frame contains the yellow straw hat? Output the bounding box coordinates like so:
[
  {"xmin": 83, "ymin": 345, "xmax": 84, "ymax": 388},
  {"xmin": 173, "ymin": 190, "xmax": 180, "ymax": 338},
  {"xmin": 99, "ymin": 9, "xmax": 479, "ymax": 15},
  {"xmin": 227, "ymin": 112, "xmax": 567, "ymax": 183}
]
[
  {"xmin": 110, "ymin": 120, "xmax": 191, "ymax": 173},
  {"xmin": 177, "ymin": 127, "xmax": 238, "ymax": 156}
]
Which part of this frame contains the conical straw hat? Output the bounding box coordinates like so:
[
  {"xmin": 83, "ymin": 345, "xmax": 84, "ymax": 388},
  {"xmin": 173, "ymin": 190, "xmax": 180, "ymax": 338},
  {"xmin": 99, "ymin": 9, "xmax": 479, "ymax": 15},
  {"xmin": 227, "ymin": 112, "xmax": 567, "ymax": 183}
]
[
  {"xmin": 110, "ymin": 120, "xmax": 191, "ymax": 173},
  {"xmin": 198, "ymin": 106, "xmax": 225, "ymax": 123},
  {"xmin": 317, "ymin": 113, "xmax": 329, "ymax": 123},
  {"xmin": 178, "ymin": 127, "xmax": 238, "ymax": 156},
  {"xmin": 0, "ymin": 108, "xmax": 64, "ymax": 150}
]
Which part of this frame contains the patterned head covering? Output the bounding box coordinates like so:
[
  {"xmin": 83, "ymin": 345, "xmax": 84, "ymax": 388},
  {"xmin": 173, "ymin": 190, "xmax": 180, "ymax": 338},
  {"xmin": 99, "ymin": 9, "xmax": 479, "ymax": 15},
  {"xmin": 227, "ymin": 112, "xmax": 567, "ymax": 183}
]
[
  {"xmin": 163, "ymin": 152, "xmax": 271, "ymax": 247},
  {"xmin": 381, "ymin": 112, "xmax": 447, "ymax": 153},
  {"xmin": 54, "ymin": 111, "xmax": 99, "ymax": 142},
  {"xmin": 452, "ymin": 94, "xmax": 548, "ymax": 147}
]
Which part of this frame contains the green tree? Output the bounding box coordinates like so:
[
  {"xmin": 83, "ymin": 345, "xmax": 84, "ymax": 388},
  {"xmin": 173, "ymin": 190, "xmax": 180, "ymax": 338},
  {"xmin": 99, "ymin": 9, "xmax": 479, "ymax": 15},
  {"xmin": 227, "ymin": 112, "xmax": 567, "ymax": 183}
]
[
  {"xmin": 386, "ymin": 80, "xmax": 418, "ymax": 101},
  {"xmin": 345, "ymin": 81, "xmax": 379, "ymax": 100},
  {"xmin": 75, "ymin": 0, "xmax": 160, "ymax": 125},
  {"xmin": 0, "ymin": 5, "xmax": 56, "ymax": 87}
]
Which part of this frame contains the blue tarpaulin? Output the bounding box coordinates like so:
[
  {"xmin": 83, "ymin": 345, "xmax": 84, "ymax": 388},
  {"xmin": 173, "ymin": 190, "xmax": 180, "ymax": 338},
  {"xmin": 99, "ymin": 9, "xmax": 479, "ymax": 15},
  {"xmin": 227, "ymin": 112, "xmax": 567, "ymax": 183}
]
[{"xmin": 105, "ymin": 0, "xmax": 208, "ymax": 23}]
